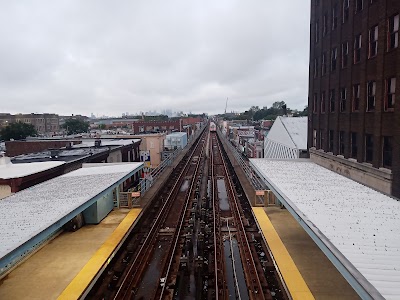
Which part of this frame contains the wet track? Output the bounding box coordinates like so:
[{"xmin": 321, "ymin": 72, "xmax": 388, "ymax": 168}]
[{"xmin": 86, "ymin": 126, "xmax": 289, "ymax": 300}]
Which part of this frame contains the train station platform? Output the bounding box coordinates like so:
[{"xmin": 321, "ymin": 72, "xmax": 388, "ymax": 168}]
[
  {"xmin": 250, "ymin": 158, "xmax": 400, "ymax": 300},
  {"xmin": 217, "ymin": 136, "xmax": 362, "ymax": 299},
  {"xmin": 253, "ymin": 207, "xmax": 360, "ymax": 300},
  {"xmin": 0, "ymin": 208, "xmax": 141, "ymax": 300},
  {"xmin": 0, "ymin": 130, "xmax": 203, "ymax": 299},
  {"xmin": 0, "ymin": 163, "xmax": 143, "ymax": 278}
]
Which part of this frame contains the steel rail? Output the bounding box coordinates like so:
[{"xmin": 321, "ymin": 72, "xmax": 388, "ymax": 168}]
[
  {"xmin": 215, "ymin": 133, "xmax": 266, "ymax": 300},
  {"xmin": 113, "ymin": 129, "xmax": 207, "ymax": 300},
  {"xmin": 210, "ymin": 132, "xmax": 222, "ymax": 299},
  {"xmin": 226, "ymin": 218, "xmax": 242, "ymax": 300},
  {"xmin": 157, "ymin": 133, "xmax": 206, "ymax": 299}
]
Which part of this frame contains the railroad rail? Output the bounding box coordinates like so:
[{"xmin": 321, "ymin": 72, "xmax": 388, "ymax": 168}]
[{"xmin": 86, "ymin": 124, "xmax": 289, "ymax": 300}]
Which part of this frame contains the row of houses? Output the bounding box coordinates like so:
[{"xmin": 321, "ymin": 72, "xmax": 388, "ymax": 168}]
[{"xmin": 0, "ymin": 113, "xmax": 204, "ymax": 136}]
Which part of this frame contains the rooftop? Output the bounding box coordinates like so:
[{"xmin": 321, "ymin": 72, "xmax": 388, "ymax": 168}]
[
  {"xmin": 0, "ymin": 163, "xmax": 143, "ymax": 261},
  {"xmin": 0, "ymin": 157, "xmax": 65, "ymax": 179},
  {"xmin": 279, "ymin": 116, "xmax": 307, "ymax": 150},
  {"xmin": 250, "ymin": 158, "xmax": 400, "ymax": 300}
]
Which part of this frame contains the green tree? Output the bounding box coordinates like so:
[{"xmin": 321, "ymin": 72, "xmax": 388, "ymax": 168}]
[
  {"xmin": 98, "ymin": 124, "xmax": 107, "ymax": 130},
  {"xmin": 62, "ymin": 119, "xmax": 90, "ymax": 135},
  {"xmin": 300, "ymin": 105, "xmax": 308, "ymax": 116},
  {"xmin": 0, "ymin": 122, "xmax": 38, "ymax": 141}
]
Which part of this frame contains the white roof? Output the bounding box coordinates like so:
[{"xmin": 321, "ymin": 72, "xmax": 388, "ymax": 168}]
[
  {"xmin": 77, "ymin": 139, "xmax": 141, "ymax": 147},
  {"xmin": 166, "ymin": 132, "xmax": 187, "ymax": 137},
  {"xmin": 0, "ymin": 161, "xmax": 65, "ymax": 179},
  {"xmin": 0, "ymin": 163, "xmax": 143, "ymax": 260},
  {"xmin": 267, "ymin": 116, "xmax": 307, "ymax": 150},
  {"xmin": 250, "ymin": 159, "xmax": 400, "ymax": 300}
]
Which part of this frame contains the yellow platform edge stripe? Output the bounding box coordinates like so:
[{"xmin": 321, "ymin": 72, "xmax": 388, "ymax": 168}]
[
  {"xmin": 58, "ymin": 208, "xmax": 142, "ymax": 300},
  {"xmin": 252, "ymin": 207, "xmax": 315, "ymax": 300}
]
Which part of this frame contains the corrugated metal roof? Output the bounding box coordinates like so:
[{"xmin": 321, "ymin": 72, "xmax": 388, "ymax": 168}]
[
  {"xmin": 279, "ymin": 116, "xmax": 308, "ymax": 150},
  {"xmin": 0, "ymin": 163, "xmax": 143, "ymax": 260},
  {"xmin": 250, "ymin": 159, "xmax": 400, "ymax": 300}
]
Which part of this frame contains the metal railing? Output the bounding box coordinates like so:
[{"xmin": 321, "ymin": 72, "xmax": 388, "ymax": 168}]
[{"xmin": 217, "ymin": 129, "xmax": 267, "ymax": 192}]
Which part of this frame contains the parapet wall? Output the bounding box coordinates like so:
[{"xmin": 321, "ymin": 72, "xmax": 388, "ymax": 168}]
[
  {"xmin": 309, "ymin": 148, "xmax": 393, "ymax": 195},
  {"xmin": 6, "ymin": 140, "xmax": 82, "ymax": 157}
]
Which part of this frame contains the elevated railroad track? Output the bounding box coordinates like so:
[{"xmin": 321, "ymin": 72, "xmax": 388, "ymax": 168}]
[{"xmin": 86, "ymin": 126, "xmax": 289, "ymax": 300}]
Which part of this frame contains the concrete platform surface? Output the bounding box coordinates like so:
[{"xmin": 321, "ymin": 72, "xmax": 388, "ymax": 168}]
[
  {"xmin": 0, "ymin": 209, "xmax": 130, "ymax": 300},
  {"xmin": 265, "ymin": 207, "xmax": 360, "ymax": 300}
]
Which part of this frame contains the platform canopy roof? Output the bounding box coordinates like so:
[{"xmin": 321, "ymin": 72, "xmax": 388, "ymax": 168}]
[
  {"xmin": 250, "ymin": 158, "xmax": 400, "ymax": 300},
  {"xmin": 0, "ymin": 158, "xmax": 65, "ymax": 179},
  {"xmin": 0, "ymin": 163, "xmax": 143, "ymax": 263}
]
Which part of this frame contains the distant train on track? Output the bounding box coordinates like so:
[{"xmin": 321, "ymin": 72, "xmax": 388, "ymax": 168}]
[{"xmin": 209, "ymin": 121, "xmax": 217, "ymax": 132}]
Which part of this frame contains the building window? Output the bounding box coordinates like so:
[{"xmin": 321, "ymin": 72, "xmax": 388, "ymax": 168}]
[
  {"xmin": 351, "ymin": 132, "xmax": 358, "ymax": 158},
  {"xmin": 315, "ymin": 20, "xmax": 320, "ymax": 43},
  {"xmin": 332, "ymin": 4, "xmax": 338, "ymax": 30},
  {"xmin": 320, "ymin": 129, "xmax": 325, "ymax": 149},
  {"xmin": 369, "ymin": 25, "xmax": 378, "ymax": 58},
  {"xmin": 356, "ymin": 0, "xmax": 363, "ymax": 12},
  {"xmin": 313, "ymin": 129, "xmax": 317, "ymax": 148},
  {"xmin": 343, "ymin": 0, "xmax": 349, "ymax": 23},
  {"xmin": 329, "ymin": 130, "xmax": 334, "ymax": 152},
  {"xmin": 331, "ymin": 47, "xmax": 337, "ymax": 72},
  {"xmin": 342, "ymin": 42, "xmax": 349, "ymax": 68},
  {"xmin": 323, "ymin": 13, "xmax": 328, "ymax": 36},
  {"xmin": 382, "ymin": 136, "xmax": 392, "ymax": 168},
  {"xmin": 321, "ymin": 91, "xmax": 326, "ymax": 113},
  {"xmin": 340, "ymin": 87, "xmax": 347, "ymax": 112},
  {"xmin": 353, "ymin": 84, "xmax": 360, "ymax": 111},
  {"xmin": 388, "ymin": 14, "xmax": 399, "ymax": 50},
  {"xmin": 367, "ymin": 81, "xmax": 376, "ymax": 111},
  {"xmin": 313, "ymin": 58, "xmax": 319, "ymax": 78},
  {"xmin": 313, "ymin": 93, "xmax": 318, "ymax": 113},
  {"xmin": 330, "ymin": 89, "xmax": 336, "ymax": 112},
  {"xmin": 354, "ymin": 34, "xmax": 362, "ymax": 63},
  {"xmin": 385, "ymin": 77, "xmax": 396, "ymax": 111},
  {"xmin": 339, "ymin": 131, "xmax": 345, "ymax": 155},
  {"xmin": 365, "ymin": 134, "xmax": 373, "ymax": 163},
  {"xmin": 322, "ymin": 52, "xmax": 327, "ymax": 75}
]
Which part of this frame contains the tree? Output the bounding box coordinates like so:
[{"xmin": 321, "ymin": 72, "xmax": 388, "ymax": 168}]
[
  {"xmin": 300, "ymin": 105, "xmax": 308, "ymax": 116},
  {"xmin": 0, "ymin": 122, "xmax": 38, "ymax": 141},
  {"xmin": 62, "ymin": 118, "xmax": 90, "ymax": 135}
]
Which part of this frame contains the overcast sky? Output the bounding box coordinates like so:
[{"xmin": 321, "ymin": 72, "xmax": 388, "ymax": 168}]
[{"xmin": 0, "ymin": 1, "xmax": 310, "ymax": 117}]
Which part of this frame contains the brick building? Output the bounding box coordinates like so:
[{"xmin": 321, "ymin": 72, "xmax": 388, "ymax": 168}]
[
  {"xmin": 308, "ymin": 0, "xmax": 400, "ymax": 197},
  {"xmin": 0, "ymin": 113, "xmax": 60, "ymax": 134}
]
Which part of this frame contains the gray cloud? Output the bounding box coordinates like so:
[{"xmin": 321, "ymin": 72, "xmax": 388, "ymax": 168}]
[{"xmin": 0, "ymin": 0, "xmax": 310, "ymax": 116}]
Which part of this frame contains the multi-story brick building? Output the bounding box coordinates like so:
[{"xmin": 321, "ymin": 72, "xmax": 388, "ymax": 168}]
[
  {"xmin": 0, "ymin": 113, "xmax": 60, "ymax": 134},
  {"xmin": 308, "ymin": 0, "xmax": 400, "ymax": 197}
]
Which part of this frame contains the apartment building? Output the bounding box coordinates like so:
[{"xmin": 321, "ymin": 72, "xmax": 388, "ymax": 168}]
[{"xmin": 308, "ymin": 0, "xmax": 400, "ymax": 197}]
